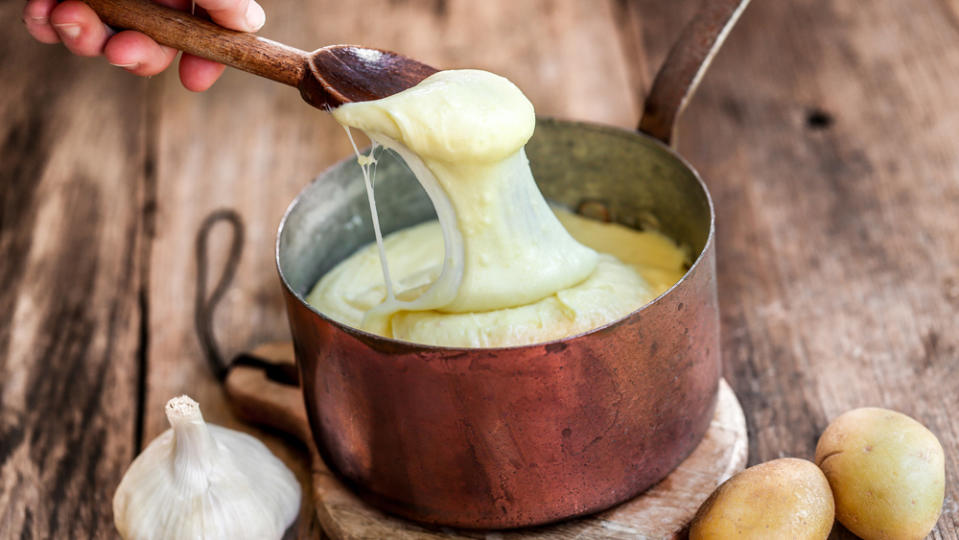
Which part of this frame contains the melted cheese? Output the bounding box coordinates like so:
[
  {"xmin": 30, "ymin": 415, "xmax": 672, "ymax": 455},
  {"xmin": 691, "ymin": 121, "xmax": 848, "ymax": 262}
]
[
  {"xmin": 306, "ymin": 69, "xmax": 687, "ymax": 347},
  {"xmin": 307, "ymin": 212, "xmax": 686, "ymax": 347}
]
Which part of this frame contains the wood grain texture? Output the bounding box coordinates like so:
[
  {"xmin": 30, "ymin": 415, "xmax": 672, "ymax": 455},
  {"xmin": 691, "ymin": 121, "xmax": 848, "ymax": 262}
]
[
  {"xmin": 143, "ymin": 70, "xmax": 329, "ymax": 538},
  {"xmin": 0, "ymin": 8, "xmax": 148, "ymax": 538},
  {"xmin": 3, "ymin": 0, "xmax": 959, "ymax": 538},
  {"xmin": 670, "ymin": 0, "xmax": 959, "ymax": 537}
]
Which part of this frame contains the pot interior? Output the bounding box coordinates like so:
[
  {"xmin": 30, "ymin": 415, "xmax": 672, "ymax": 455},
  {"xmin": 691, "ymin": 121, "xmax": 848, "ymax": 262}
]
[{"xmin": 278, "ymin": 118, "xmax": 713, "ymax": 305}]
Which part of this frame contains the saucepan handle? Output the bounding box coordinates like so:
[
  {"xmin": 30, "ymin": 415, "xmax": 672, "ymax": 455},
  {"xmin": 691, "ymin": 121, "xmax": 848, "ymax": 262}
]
[{"xmin": 638, "ymin": 0, "xmax": 752, "ymax": 146}]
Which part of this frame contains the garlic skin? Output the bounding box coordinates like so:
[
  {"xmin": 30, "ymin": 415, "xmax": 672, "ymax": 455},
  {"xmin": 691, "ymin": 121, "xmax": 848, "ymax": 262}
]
[{"xmin": 113, "ymin": 396, "xmax": 301, "ymax": 540}]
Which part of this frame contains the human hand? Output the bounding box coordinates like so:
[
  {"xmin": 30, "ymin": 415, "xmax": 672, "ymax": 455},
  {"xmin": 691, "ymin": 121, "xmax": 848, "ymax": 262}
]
[{"xmin": 22, "ymin": 0, "xmax": 266, "ymax": 91}]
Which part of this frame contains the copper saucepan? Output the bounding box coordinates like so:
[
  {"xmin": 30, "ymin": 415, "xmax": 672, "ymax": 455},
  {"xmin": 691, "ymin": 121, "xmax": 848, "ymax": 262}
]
[{"xmin": 276, "ymin": 0, "xmax": 749, "ymax": 529}]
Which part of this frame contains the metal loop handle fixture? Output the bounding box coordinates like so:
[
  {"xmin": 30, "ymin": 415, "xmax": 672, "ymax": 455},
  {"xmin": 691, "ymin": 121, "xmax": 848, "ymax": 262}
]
[{"xmin": 193, "ymin": 209, "xmax": 245, "ymax": 380}]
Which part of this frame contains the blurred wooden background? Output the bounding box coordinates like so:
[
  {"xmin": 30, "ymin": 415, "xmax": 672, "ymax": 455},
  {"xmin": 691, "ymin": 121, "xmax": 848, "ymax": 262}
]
[{"xmin": 1, "ymin": 0, "xmax": 957, "ymax": 538}]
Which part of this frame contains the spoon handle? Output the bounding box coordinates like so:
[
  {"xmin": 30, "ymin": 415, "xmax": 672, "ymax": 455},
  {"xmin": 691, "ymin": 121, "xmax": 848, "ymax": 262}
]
[{"xmin": 82, "ymin": 0, "xmax": 308, "ymax": 87}]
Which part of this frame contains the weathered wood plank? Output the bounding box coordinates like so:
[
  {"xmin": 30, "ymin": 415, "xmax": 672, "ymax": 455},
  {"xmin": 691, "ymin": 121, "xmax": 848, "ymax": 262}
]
[
  {"xmin": 0, "ymin": 12, "xmax": 148, "ymax": 539},
  {"xmin": 5, "ymin": 0, "xmax": 959, "ymax": 538},
  {"xmin": 663, "ymin": 0, "xmax": 959, "ymax": 537}
]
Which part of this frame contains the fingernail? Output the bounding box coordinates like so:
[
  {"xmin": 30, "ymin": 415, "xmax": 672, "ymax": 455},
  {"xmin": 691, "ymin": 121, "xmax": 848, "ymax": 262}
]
[
  {"xmin": 52, "ymin": 23, "xmax": 81, "ymax": 39},
  {"xmin": 110, "ymin": 62, "xmax": 139, "ymax": 70},
  {"xmin": 244, "ymin": 1, "xmax": 265, "ymax": 31},
  {"xmin": 27, "ymin": 15, "xmax": 48, "ymax": 24}
]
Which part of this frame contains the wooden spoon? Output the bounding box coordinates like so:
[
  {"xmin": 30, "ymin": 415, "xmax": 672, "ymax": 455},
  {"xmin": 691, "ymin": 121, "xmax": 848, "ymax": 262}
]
[{"xmin": 81, "ymin": 0, "xmax": 438, "ymax": 108}]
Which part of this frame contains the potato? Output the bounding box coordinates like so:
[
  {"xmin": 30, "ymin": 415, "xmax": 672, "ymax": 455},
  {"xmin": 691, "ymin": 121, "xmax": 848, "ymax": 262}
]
[
  {"xmin": 689, "ymin": 458, "xmax": 834, "ymax": 539},
  {"xmin": 815, "ymin": 407, "xmax": 945, "ymax": 540}
]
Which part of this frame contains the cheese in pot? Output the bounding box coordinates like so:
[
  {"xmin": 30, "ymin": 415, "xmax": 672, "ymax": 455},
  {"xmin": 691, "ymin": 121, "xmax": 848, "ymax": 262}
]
[{"xmin": 306, "ymin": 69, "xmax": 687, "ymax": 347}]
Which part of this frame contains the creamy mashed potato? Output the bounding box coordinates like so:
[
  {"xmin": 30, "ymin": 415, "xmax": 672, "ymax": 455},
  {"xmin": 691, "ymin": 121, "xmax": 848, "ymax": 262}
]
[{"xmin": 306, "ymin": 70, "xmax": 687, "ymax": 347}]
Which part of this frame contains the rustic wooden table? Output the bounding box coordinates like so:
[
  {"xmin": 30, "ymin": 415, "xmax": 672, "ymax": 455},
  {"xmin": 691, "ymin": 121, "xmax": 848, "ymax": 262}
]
[{"xmin": 1, "ymin": 0, "xmax": 957, "ymax": 538}]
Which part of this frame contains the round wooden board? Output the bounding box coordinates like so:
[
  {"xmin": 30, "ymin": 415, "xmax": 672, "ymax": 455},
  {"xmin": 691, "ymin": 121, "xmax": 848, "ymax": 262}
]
[
  {"xmin": 311, "ymin": 380, "xmax": 746, "ymax": 540},
  {"xmin": 225, "ymin": 347, "xmax": 747, "ymax": 540}
]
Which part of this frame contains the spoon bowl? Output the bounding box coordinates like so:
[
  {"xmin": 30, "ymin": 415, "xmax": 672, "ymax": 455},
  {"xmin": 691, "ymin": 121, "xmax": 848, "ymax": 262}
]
[{"xmin": 300, "ymin": 45, "xmax": 437, "ymax": 109}]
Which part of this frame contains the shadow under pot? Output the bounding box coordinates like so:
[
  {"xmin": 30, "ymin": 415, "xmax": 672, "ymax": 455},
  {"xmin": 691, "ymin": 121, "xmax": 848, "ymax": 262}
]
[{"xmin": 275, "ymin": 117, "xmax": 720, "ymax": 530}]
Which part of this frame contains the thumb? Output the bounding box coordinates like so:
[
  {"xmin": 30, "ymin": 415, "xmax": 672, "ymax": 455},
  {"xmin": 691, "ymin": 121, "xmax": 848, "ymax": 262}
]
[{"xmin": 195, "ymin": 0, "xmax": 265, "ymax": 33}]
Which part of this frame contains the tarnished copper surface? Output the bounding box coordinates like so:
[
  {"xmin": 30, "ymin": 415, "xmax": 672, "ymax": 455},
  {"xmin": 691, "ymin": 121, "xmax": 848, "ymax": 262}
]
[
  {"xmin": 283, "ymin": 249, "xmax": 719, "ymax": 529},
  {"xmin": 276, "ymin": 118, "xmax": 721, "ymax": 528}
]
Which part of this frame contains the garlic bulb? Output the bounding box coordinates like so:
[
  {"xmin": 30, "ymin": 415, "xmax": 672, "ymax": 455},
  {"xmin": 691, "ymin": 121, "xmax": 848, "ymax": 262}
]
[{"xmin": 113, "ymin": 396, "xmax": 301, "ymax": 540}]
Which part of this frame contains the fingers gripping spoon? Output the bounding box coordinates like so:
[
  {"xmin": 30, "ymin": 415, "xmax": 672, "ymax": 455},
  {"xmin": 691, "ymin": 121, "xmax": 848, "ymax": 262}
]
[{"xmin": 81, "ymin": 0, "xmax": 439, "ymax": 108}]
